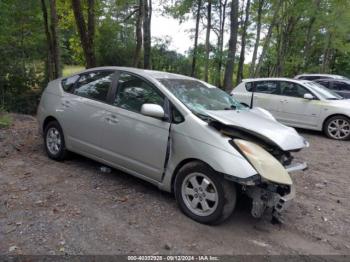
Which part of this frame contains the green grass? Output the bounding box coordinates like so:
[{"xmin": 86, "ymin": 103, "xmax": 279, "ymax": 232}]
[
  {"xmin": 0, "ymin": 113, "xmax": 12, "ymax": 128},
  {"xmin": 63, "ymin": 65, "xmax": 85, "ymax": 77}
]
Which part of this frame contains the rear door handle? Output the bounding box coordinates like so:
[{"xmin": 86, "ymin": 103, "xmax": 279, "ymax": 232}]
[
  {"xmin": 105, "ymin": 114, "xmax": 119, "ymax": 124},
  {"xmin": 61, "ymin": 100, "xmax": 71, "ymax": 108}
]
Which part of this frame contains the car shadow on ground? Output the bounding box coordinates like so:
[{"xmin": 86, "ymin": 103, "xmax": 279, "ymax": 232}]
[
  {"xmin": 295, "ymin": 128, "xmax": 325, "ymax": 138},
  {"xmin": 65, "ymin": 152, "xmax": 258, "ymax": 225}
]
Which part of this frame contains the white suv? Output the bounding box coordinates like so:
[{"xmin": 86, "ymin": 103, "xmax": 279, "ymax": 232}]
[
  {"xmin": 294, "ymin": 74, "xmax": 348, "ymax": 81},
  {"xmin": 232, "ymin": 78, "xmax": 350, "ymax": 140}
]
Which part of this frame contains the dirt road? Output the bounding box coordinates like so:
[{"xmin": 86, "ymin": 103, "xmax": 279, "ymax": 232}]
[{"xmin": 1, "ymin": 114, "xmax": 349, "ymax": 255}]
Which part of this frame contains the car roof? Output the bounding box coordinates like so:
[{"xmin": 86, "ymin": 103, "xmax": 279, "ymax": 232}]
[
  {"xmin": 242, "ymin": 77, "xmax": 309, "ymax": 85},
  {"xmin": 295, "ymin": 73, "xmax": 346, "ymax": 79},
  {"xmin": 315, "ymin": 78, "xmax": 350, "ymax": 83},
  {"xmin": 69, "ymin": 66, "xmax": 195, "ymax": 80}
]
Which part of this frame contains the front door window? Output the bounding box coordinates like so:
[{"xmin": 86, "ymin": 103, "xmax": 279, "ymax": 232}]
[{"xmin": 114, "ymin": 73, "xmax": 164, "ymax": 113}]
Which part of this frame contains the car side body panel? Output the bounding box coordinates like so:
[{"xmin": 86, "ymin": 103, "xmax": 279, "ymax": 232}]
[
  {"xmin": 232, "ymin": 78, "xmax": 350, "ymax": 132},
  {"xmin": 159, "ymin": 114, "xmax": 258, "ymax": 192},
  {"xmin": 38, "ymin": 69, "xmax": 310, "ymax": 195}
]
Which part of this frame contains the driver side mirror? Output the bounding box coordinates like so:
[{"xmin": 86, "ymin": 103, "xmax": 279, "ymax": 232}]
[
  {"xmin": 141, "ymin": 104, "xmax": 165, "ymax": 119},
  {"xmin": 303, "ymin": 93, "xmax": 314, "ymax": 100}
]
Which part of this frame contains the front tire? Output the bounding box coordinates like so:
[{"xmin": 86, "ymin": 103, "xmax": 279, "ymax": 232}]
[
  {"xmin": 44, "ymin": 121, "xmax": 68, "ymax": 161},
  {"xmin": 174, "ymin": 161, "xmax": 236, "ymax": 225},
  {"xmin": 324, "ymin": 115, "xmax": 350, "ymax": 140}
]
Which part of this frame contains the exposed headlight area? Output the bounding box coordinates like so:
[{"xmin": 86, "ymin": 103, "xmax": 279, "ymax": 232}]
[
  {"xmin": 229, "ymin": 139, "xmax": 296, "ymax": 222},
  {"xmin": 233, "ymin": 139, "xmax": 293, "ymax": 186}
]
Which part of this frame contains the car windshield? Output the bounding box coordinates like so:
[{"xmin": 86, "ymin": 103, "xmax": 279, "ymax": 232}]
[
  {"xmin": 158, "ymin": 78, "xmax": 244, "ymax": 115},
  {"xmin": 303, "ymin": 81, "xmax": 343, "ymax": 100}
]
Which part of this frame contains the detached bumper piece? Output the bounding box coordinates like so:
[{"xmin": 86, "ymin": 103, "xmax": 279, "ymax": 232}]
[
  {"xmin": 285, "ymin": 162, "xmax": 308, "ymax": 173},
  {"xmin": 245, "ymin": 184, "xmax": 295, "ymax": 222}
]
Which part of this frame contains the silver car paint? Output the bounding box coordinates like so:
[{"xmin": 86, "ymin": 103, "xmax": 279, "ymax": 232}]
[
  {"xmin": 232, "ymin": 78, "xmax": 350, "ymax": 131},
  {"xmin": 203, "ymin": 109, "xmax": 306, "ymax": 151},
  {"xmin": 37, "ymin": 67, "xmax": 307, "ymax": 193}
]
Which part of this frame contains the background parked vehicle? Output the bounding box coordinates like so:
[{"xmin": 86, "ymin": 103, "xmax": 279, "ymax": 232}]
[
  {"xmin": 314, "ymin": 79, "xmax": 350, "ymax": 98},
  {"xmin": 232, "ymin": 78, "xmax": 350, "ymax": 140},
  {"xmin": 38, "ymin": 67, "xmax": 308, "ymax": 224},
  {"xmin": 294, "ymin": 74, "xmax": 349, "ymax": 81}
]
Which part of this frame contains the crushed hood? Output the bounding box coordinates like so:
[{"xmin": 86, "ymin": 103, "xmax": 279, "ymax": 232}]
[{"xmin": 204, "ymin": 109, "xmax": 307, "ymax": 151}]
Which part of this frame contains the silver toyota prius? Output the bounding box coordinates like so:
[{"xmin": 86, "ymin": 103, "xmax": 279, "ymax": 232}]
[{"xmin": 37, "ymin": 67, "xmax": 309, "ymax": 224}]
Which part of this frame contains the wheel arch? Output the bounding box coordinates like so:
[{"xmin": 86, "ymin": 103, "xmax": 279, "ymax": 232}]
[
  {"xmin": 43, "ymin": 116, "xmax": 59, "ymax": 132},
  {"xmin": 322, "ymin": 113, "xmax": 350, "ymax": 131},
  {"xmin": 170, "ymin": 158, "xmax": 219, "ymax": 193}
]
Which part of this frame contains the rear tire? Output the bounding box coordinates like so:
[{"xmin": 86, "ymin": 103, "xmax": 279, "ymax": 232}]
[
  {"xmin": 174, "ymin": 161, "xmax": 236, "ymax": 225},
  {"xmin": 324, "ymin": 115, "xmax": 350, "ymax": 140},
  {"xmin": 44, "ymin": 121, "xmax": 68, "ymax": 161}
]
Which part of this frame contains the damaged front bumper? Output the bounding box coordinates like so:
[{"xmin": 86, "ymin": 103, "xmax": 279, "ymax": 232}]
[
  {"xmin": 285, "ymin": 161, "xmax": 307, "ymax": 173},
  {"xmin": 223, "ymin": 139, "xmax": 308, "ymax": 221},
  {"xmin": 244, "ymin": 183, "xmax": 296, "ymax": 220}
]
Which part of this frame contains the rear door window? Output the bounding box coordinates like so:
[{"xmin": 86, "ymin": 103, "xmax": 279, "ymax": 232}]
[
  {"xmin": 73, "ymin": 71, "xmax": 115, "ymax": 102},
  {"xmin": 254, "ymin": 81, "xmax": 280, "ymax": 95}
]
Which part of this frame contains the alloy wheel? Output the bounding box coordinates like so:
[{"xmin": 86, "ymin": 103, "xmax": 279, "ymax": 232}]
[
  {"xmin": 181, "ymin": 172, "xmax": 219, "ymax": 216},
  {"xmin": 327, "ymin": 118, "xmax": 350, "ymax": 140},
  {"xmin": 46, "ymin": 127, "xmax": 62, "ymax": 155}
]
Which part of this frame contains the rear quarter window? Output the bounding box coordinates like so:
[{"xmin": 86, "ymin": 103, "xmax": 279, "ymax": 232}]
[
  {"xmin": 245, "ymin": 82, "xmax": 253, "ymax": 91},
  {"xmin": 61, "ymin": 75, "xmax": 79, "ymax": 93}
]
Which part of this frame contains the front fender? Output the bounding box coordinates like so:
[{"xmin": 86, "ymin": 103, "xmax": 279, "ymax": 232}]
[{"xmin": 159, "ymin": 131, "xmax": 257, "ymax": 192}]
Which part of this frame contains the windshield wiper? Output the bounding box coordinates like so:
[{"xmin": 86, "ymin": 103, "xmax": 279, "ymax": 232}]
[
  {"xmin": 193, "ymin": 112, "xmax": 210, "ymax": 121},
  {"xmin": 224, "ymin": 105, "xmax": 237, "ymax": 110}
]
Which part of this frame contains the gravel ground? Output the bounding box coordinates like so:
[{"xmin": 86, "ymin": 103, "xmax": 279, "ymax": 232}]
[{"xmin": 0, "ymin": 114, "xmax": 349, "ymax": 255}]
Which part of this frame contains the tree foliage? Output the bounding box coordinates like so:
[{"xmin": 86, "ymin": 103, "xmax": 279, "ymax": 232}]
[{"xmin": 1, "ymin": 0, "xmax": 350, "ymax": 114}]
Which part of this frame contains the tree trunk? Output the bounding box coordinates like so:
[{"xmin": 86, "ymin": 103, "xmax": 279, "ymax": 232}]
[
  {"xmin": 215, "ymin": 0, "xmax": 228, "ymax": 88},
  {"xmin": 302, "ymin": 0, "xmax": 321, "ymax": 70},
  {"xmin": 249, "ymin": 0, "xmax": 263, "ymax": 77},
  {"xmin": 143, "ymin": 0, "xmax": 152, "ymax": 69},
  {"xmin": 133, "ymin": 0, "xmax": 143, "ymax": 67},
  {"xmin": 49, "ymin": 0, "xmax": 61, "ymax": 78},
  {"xmin": 204, "ymin": 0, "xmax": 212, "ymax": 82},
  {"xmin": 276, "ymin": 21, "xmax": 287, "ymax": 76},
  {"xmin": 236, "ymin": 0, "xmax": 251, "ymax": 84},
  {"xmin": 321, "ymin": 32, "xmax": 332, "ymax": 73},
  {"xmin": 223, "ymin": 0, "xmax": 239, "ymax": 92},
  {"xmin": 41, "ymin": 0, "xmax": 61, "ymax": 80},
  {"xmin": 41, "ymin": 0, "xmax": 54, "ymax": 81},
  {"xmin": 87, "ymin": 0, "xmax": 95, "ymax": 66},
  {"xmin": 191, "ymin": 0, "xmax": 202, "ymax": 77},
  {"xmin": 276, "ymin": 12, "xmax": 300, "ymax": 76},
  {"xmin": 71, "ymin": 0, "xmax": 96, "ymax": 68},
  {"xmin": 254, "ymin": 0, "xmax": 282, "ymax": 77}
]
